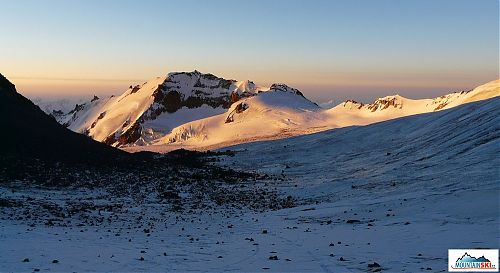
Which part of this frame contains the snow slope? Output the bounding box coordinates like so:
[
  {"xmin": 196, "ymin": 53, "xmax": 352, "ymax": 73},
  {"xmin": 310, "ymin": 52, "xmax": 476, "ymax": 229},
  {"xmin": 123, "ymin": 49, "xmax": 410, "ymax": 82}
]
[
  {"xmin": 1, "ymin": 96, "xmax": 498, "ymax": 272},
  {"xmin": 127, "ymin": 79, "xmax": 499, "ymax": 152},
  {"xmin": 149, "ymin": 84, "xmax": 324, "ymax": 149}
]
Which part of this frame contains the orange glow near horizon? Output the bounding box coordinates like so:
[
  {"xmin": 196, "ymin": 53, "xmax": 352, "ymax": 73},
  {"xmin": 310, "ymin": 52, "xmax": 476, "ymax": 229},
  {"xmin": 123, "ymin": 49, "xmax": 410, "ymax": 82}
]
[{"xmin": 9, "ymin": 70, "xmax": 496, "ymax": 103}]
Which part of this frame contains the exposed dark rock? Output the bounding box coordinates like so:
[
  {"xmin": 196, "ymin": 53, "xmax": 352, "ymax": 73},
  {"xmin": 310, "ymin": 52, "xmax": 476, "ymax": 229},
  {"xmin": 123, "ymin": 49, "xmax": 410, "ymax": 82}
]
[
  {"xmin": 116, "ymin": 123, "xmax": 142, "ymax": 146},
  {"xmin": 368, "ymin": 97, "xmax": 402, "ymax": 112},
  {"xmin": 164, "ymin": 91, "xmax": 182, "ymax": 113},
  {"xmin": 230, "ymin": 92, "xmax": 240, "ymax": 104},
  {"xmin": 225, "ymin": 102, "xmax": 248, "ymax": 123},
  {"xmin": 130, "ymin": 85, "xmax": 141, "ymax": 94},
  {"xmin": 368, "ymin": 262, "xmax": 381, "ymax": 268}
]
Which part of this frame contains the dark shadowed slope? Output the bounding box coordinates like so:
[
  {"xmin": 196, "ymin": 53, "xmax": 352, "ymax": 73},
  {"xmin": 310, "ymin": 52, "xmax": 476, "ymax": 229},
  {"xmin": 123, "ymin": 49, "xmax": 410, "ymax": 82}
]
[{"xmin": 0, "ymin": 73, "xmax": 127, "ymax": 163}]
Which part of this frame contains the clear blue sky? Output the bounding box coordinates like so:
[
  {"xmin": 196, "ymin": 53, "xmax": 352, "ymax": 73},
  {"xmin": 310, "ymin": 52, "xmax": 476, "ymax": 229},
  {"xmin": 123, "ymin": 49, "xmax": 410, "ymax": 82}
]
[{"xmin": 0, "ymin": 0, "xmax": 498, "ymax": 103}]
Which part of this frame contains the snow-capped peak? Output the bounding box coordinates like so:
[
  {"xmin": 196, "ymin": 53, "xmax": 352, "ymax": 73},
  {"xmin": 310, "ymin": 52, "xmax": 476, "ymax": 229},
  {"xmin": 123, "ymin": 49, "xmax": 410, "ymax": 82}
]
[
  {"xmin": 51, "ymin": 71, "xmax": 316, "ymax": 147},
  {"xmin": 235, "ymin": 80, "xmax": 259, "ymax": 94}
]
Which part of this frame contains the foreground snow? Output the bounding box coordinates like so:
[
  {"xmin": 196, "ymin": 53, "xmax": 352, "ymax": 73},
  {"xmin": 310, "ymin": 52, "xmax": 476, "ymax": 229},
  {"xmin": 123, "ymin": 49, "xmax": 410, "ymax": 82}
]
[
  {"xmin": 1, "ymin": 190, "xmax": 496, "ymax": 272},
  {"xmin": 2, "ymin": 97, "xmax": 498, "ymax": 272}
]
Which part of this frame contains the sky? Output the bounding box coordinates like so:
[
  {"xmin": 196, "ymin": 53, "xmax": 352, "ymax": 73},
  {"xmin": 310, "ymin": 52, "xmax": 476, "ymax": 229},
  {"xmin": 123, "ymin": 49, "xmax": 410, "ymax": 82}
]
[{"xmin": 0, "ymin": 0, "xmax": 498, "ymax": 104}]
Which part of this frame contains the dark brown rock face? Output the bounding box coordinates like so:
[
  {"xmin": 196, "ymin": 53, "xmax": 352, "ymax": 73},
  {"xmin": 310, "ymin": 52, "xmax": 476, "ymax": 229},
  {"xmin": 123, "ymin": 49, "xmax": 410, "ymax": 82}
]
[
  {"xmin": 117, "ymin": 123, "xmax": 142, "ymax": 146},
  {"xmin": 230, "ymin": 92, "xmax": 240, "ymax": 104},
  {"xmin": 225, "ymin": 102, "xmax": 248, "ymax": 123},
  {"xmin": 164, "ymin": 91, "xmax": 182, "ymax": 113},
  {"xmin": 368, "ymin": 97, "xmax": 401, "ymax": 112}
]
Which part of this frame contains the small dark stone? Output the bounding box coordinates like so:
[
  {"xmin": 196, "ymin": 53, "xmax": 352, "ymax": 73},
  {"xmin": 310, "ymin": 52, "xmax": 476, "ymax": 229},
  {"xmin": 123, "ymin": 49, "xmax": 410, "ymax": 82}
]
[
  {"xmin": 262, "ymin": 229, "xmax": 268, "ymax": 234},
  {"xmin": 269, "ymin": 255, "xmax": 278, "ymax": 260},
  {"xmin": 329, "ymin": 243, "xmax": 334, "ymax": 246},
  {"xmin": 52, "ymin": 259, "xmax": 59, "ymax": 264},
  {"xmin": 346, "ymin": 219, "xmax": 361, "ymax": 224},
  {"xmin": 22, "ymin": 258, "xmax": 29, "ymax": 262},
  {"xmin": 139, "ymin": 257, "xmax": 144, "ymax": 261},
  {"xmin": 368, "ymin": 262, "xmax": 381, "ymax": 268},
  {"xmin": 339, "ymin": 257, "xmax": 345, "ymax": 261},
  {"xmin": 218, "ymin": 256, "xmax": 223, "ymax": 259}
]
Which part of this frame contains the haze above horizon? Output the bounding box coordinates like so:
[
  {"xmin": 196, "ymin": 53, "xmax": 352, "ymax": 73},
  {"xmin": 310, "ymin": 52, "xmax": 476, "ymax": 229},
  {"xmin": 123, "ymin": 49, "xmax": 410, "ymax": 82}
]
[{"xmin": 1, "ymin": 0, "xmax": 498, "ymax": 103}]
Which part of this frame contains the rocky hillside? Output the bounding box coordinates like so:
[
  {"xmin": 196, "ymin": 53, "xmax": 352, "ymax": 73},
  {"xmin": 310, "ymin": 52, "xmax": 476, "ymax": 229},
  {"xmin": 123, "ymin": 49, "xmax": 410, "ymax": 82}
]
[{"xmin": 0, "ymin": 73, "xmax": 126, "ymax": 164}]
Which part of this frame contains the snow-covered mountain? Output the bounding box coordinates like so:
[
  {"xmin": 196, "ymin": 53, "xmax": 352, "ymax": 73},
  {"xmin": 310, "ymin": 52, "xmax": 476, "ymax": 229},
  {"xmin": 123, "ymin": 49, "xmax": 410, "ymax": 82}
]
[
  {"xmin": 128, "ymin": 78, "xmax": 499, "ymax": 152},
  {"xmin": 44, "ymin": 73, "xmax": 499, "ymax": 152},
  {"xmin": 325, "ymin": 79, "xmax": 500, "ymax": 127},
  {"xmin": 55, "ymin": 71, "xmax": 265, "ymax": 146},
  {"xmin": 148, "ymin": 83, "xmax": 324, "ymax": 150},
  {"xmin": 31, "ymin": 97, "xmax": 89, "ymax": 118}
]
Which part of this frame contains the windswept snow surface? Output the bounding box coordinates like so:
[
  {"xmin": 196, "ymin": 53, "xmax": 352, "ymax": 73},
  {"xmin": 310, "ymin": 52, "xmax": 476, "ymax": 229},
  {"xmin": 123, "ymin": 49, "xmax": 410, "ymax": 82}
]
[{"xmin": 1, "ymin": 97, "xmax": 498, "ymax": 272}]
